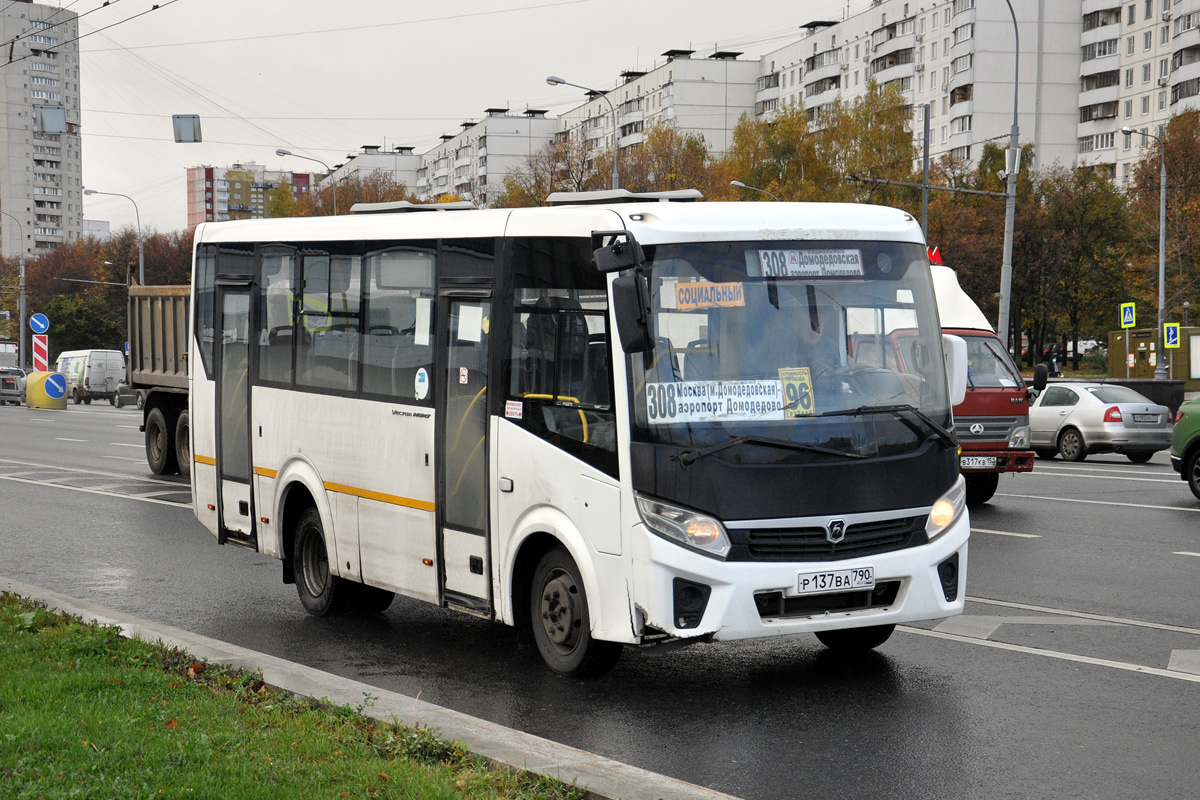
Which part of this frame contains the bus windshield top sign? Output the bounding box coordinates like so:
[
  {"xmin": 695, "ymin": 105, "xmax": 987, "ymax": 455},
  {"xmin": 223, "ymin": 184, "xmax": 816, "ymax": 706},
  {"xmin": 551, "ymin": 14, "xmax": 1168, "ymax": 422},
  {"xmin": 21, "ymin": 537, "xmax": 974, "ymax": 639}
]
[{"xmin": 755, "ymin": 249, "xmax": 864, "ymax": 278}]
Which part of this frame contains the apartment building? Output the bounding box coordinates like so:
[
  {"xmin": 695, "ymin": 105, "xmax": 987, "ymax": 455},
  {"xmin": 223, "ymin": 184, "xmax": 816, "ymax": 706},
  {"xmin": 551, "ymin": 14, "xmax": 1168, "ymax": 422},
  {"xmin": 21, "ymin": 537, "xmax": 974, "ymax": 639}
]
[
  {"xmin": 415, "ymin": 108, "xmax": 557, "ymax": 205},
  {"xmin": 1084, "ymin": 0, "xmax": 1200, "ymax": 183},
  {"xmin": 325, "ymin": 145, "xmax": 422, "ymax": 196},
  {"xmin": 552, "ymin": 51, "xmax": 760, "ymax": 166},
  {"xmin": 758, "ymin": 0, "xmax": 1082, "ymax": 172},
  {"xmin": 186, "ymin": 164, "xmax": 313, "ymax": 227},
  {"xmin": 0, "ymin": 1, "xmax": 82, "ymax": 259}
]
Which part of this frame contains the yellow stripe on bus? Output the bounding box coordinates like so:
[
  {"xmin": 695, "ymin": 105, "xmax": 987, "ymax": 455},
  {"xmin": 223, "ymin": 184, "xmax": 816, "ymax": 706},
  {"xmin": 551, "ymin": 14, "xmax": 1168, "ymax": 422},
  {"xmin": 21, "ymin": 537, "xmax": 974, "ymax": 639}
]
[
  {"xmin": 195, "ymin": 454, "xmax": 216, "ymax": 466},
  {"xmin": 324, "ymin": 481, "xmax": 436, "ymax": 512},
  {"xmin": 255, "ymin": 466, "xmax": 278, "ymax": 478}
]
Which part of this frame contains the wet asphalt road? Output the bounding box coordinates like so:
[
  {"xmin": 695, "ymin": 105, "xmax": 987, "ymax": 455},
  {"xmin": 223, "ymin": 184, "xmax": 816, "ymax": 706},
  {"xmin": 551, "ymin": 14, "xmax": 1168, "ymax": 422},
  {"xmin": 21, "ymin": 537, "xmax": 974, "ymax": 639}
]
[{"xmin": 3, "ymin": 403, "xmax": 1199, "ymax": 799}]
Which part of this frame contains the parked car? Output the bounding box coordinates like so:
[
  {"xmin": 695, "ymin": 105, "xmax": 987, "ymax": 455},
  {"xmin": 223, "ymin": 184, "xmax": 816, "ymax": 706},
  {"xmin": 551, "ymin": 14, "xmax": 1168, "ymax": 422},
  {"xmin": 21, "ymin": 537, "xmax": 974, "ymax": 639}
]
[
  {"xmin": 0, "ymin": 367, "xmax": 25, "ymax": 405},
  {"xmin": 1029, "ymin": 382, "xmax": 1172, "ymax": 463},
  {"xmin": 1170, "ymin": 397, "xmax": 1200, "ymax": 498},
  {"xmin": 113, "ymin": 379, "xmax": 142, "ymax": 408}
]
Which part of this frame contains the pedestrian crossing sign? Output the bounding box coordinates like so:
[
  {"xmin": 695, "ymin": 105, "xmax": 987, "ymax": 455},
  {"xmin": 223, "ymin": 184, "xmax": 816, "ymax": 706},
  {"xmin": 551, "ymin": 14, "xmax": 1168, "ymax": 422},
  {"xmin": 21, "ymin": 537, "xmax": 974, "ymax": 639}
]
[
  {"xmin": 1165, "ymin": 322, "xmax": 1180, "ymax": 348},
  {"xmin": 1120, "ymin": 302, "xmax": 1136, "ymax": 329}
]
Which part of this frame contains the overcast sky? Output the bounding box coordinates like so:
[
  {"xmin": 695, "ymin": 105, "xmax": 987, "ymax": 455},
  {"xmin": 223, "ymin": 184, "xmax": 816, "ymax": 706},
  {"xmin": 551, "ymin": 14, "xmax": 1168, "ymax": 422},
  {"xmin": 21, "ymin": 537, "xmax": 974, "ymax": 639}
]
[{"xmin": 76, "ymin": 0, "xmax": 862, "ymax": 233}]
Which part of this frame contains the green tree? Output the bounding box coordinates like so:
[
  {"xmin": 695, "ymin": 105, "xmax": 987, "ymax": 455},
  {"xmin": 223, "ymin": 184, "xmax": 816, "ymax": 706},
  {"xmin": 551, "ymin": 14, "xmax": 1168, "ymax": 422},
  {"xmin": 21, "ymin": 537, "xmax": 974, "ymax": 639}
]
[
  {"xmin": 265, "ymin": 179, "xmax": 298, "ymax": 218},
  {"xmin": 42, "ymin": 293, "xmax": 125, "ymax": 362}
]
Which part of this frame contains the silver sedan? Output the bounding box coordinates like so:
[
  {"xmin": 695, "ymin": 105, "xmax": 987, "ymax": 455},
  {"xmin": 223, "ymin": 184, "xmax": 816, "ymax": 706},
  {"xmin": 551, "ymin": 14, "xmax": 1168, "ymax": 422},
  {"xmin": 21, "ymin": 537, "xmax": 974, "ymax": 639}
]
[{"xmin": 1029, "ymin": 382, "xmax": 1172, "ymax": 463}]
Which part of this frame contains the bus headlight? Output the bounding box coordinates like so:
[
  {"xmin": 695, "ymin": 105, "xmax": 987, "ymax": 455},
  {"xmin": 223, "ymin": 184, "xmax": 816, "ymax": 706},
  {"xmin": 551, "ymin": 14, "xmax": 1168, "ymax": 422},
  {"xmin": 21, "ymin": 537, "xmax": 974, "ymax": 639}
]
[
  {"xmin": 1009, "ymin": 425, "xmax": 1030, "ymax": 449},
  {"xmin": 925, "ymin": 477, "xmax": 966, "ymax": 542},
  {"xmin": 636, "ymin": 494, "xmax": 731, "ymax": 559}
]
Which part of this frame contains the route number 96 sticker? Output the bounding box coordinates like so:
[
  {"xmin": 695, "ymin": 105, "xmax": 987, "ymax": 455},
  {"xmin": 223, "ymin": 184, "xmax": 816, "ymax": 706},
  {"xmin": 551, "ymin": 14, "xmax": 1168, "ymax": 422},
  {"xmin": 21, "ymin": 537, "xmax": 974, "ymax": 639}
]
[{"xmin": 778, "ymin": 367, "xmax": 815, "ymax": 418}]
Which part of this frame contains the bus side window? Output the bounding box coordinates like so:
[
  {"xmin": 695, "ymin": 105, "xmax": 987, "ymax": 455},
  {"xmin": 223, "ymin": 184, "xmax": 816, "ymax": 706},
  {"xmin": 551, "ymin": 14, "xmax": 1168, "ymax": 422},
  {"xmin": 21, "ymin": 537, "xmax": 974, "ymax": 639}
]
[
  {"xmin": 297, "ymin": 253, "xmax": 361, "ymax": 392},
  {"xmin": 257, "ymin": 247, "xmax": 295, "ymax": 385},
  {"xmin": 363, "ymin": 248, "xmax": 435, "ymax": 403}
]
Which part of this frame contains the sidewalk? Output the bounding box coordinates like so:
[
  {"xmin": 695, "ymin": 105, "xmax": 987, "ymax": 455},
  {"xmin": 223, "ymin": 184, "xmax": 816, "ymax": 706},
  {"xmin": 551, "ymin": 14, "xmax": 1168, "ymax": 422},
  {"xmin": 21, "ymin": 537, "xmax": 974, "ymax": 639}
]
[{"xmin": 2, "ymin": 577, "xmax": 740, "ymax": 800}]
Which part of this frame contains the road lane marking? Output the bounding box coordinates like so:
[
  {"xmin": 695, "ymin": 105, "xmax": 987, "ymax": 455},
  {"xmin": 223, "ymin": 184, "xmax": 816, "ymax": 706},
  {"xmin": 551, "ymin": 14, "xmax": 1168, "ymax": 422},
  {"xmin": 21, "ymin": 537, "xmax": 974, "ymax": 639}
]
[
  {"xmin": 1037, "ymin": 464, "xmax": 1174, "ymax": 477},
  {"xmin": 899, "ymin": 626, "xmax": 1200, "ymax": 683},
  {"xmin": 972, "ymin": 528, "xmax": 1040, "ymax": 538},
  {"xmin": 997, "ymin": 493, "xmax": 1200, "ymax": 513},
  {"xmin": 103, "ymin": 455, "xmax": 143, "ymax": 463},
  {"xmin": 1168, "ymin": 651, "xmax": 1200, "ymax": 675},
  {"xmin": 1028, "ymin": 469, "xmax": 1177, "ymax": 484},
  {"xmin": 967, "ymin": 596, "xmax": 1200, "ymax": 636},
  {"xmin": 933, "ymin": 615, "xmax": 1116, "ymax": 639},
  {"xmin": 1174, "ymin": 551, "xmax": 1200, "ymax": 558},
  {"xmin": 55, "ymin": 437, "xmax": 87, "ymax": 442},
  {"xmin": 0, "ymin": 474, "xmax": 185, "ymax": 506},
  {"xmin": 109, "ymin": 442, "xmax": 143, "ymax": 448}
]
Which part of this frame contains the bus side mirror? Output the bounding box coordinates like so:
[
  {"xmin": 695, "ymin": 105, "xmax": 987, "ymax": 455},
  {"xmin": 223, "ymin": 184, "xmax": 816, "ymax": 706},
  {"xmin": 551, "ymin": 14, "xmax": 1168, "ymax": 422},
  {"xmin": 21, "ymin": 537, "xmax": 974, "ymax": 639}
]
[
  {"xmin": 612, "ymin": 273, "xmax": 655, "ymax": 353},
  {"xmin": 592, "ymin": 230, "xmax": 644, "ymax": 273},
  {"xmin": 1031, "ymin": 363, "xmax": 1048, "ymax": 392},
  {"xmin": 942, "ymin": 333, "xmax": 967, "ymax": 406}
]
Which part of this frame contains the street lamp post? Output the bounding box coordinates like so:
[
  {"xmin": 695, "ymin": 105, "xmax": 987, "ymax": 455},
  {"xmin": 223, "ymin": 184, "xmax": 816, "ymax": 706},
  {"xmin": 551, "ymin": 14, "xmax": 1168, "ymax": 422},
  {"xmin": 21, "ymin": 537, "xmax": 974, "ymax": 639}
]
[
  {"xmin": 730, "ymin": 180, "xmax": 779, "ymax": 201},
  {"xmin": 276, "ymin": 148, "xmax": 337, "ymax": 215},
  {"xmin": 0, "ymin": 210, "xmax": 26, "ymax": 369},
  {"xmin": 546, "ymin": 75, "xmax": 620, "ymax": 190},
  {"xmin": 1123, "ymin": 125, "xmax": 1169, "ymax": 379},
  {"xmin": 997, "ymin": 0, "xmax": 1020, "ymax": 356},
  {"xmin": 83, "ymin": 189, "xmax": 143, "ymax": 285}
]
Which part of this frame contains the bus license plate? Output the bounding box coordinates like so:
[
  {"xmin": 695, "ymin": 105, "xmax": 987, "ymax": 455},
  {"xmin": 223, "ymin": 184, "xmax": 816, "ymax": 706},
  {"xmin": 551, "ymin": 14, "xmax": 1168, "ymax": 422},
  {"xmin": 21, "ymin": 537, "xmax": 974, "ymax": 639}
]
[
  {"xmin": 797, "ymin": 567, "xmax": 874, "ymax": 595},
  {"xmin": 960, "ymin": 456, "xmax": 997, "ymax": 469}
]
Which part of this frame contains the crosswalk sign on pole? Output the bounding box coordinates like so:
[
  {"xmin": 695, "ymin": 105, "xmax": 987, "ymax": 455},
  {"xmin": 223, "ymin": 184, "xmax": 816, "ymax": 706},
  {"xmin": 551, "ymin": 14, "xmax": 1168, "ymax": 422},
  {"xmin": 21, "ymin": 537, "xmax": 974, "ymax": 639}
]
[
  {"xmin": 1120, "ymin": 302, "xmax": 1136, "ymax": 329},
  {"xmin": 1165, "ymin": 322, "xmax": 1181, "ymax": 348}
]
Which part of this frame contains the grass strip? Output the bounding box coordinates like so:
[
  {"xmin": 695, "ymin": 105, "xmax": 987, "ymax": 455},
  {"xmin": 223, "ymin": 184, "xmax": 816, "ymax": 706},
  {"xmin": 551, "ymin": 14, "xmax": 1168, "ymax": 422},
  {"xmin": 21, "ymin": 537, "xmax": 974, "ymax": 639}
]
[{"xmin": 0, "ymin": 591, "xmax": 586, "ymax": 800}]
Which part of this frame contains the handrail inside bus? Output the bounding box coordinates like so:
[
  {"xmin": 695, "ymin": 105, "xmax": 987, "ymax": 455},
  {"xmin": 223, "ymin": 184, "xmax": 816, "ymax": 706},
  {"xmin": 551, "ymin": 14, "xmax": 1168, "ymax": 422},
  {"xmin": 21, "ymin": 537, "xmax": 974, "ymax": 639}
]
[
  {"xmin": 518, "ymin": 393, "xmax": 589, "ymax": 443},
  {"xmin": 451, "ymin": 387, "xmax": 488, "ymax": 452}
]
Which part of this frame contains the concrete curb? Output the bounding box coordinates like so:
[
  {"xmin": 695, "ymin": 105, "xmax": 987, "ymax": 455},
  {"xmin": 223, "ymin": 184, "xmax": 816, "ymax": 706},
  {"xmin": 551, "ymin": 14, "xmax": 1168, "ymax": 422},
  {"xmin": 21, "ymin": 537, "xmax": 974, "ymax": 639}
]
[{"xmin": 1, "ymin": 577, "xmax": 740, "ymax": 800}]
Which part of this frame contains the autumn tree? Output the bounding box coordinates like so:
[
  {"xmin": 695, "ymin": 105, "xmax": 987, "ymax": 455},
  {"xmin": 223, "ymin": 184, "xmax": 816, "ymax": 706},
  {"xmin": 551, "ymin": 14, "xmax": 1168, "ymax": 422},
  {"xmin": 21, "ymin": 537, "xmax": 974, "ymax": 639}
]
[
  {"xmin": 294, "ymin": 169, "xmax": 416, "ymax": 216},
  {"xmin": 265, "ymin": 180, "xmax": 298, "ymax": 218},
  {"xmin": 590, "ymin": 121, "xmax": 716, "ymax": 196},
  {"xmin": 492, "ymin": 136, "xmax": 601, "ymax": 207}
]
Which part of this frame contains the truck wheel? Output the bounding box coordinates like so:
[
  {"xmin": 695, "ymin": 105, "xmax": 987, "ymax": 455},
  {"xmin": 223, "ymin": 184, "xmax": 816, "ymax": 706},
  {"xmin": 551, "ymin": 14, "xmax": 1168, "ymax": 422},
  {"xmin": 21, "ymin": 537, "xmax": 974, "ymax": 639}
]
[
  {"xmin": 83, "ymin": 397, "xmax": 91, "ymax": 405},
  {"xmin": 72, "ymin": 388, "xmax": 81, "ymax": 405},
  {"xmin": 145, "ymin": 407, "xmax": 178, "ymax": 475},
  {"xmin": 175, "ymin": 410, "xmax": 191, "ymax": 480},
  {"xmin": 1187, "ymin": 450, "xmax": 1200, "ymax": 500},
  {"xmin": 815, "ymin": 624, "xmax": 896, "ymax": 652},
  {"xmin": 1058, "ymin": 428, "xmax": 1087, "ymax": 462},
  {"xmin": 964, "ymin": 472, "xmax": 999, "ymax": 505},
  {"xmin": 530, "ymin": 546, "xmax": 622, "ymax": 677},
  {"xmin": 295, "ymin": 508, "xmax": 351, "ymax": 617}
]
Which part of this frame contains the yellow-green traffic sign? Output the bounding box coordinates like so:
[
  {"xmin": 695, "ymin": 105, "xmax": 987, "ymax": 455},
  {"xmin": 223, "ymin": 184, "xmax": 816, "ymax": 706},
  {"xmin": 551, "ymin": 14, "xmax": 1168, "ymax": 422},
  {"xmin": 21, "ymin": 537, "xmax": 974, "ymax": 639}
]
[{"xmin": 1120, "ymin": 302, "xmax": 1136, "ymax": 329}]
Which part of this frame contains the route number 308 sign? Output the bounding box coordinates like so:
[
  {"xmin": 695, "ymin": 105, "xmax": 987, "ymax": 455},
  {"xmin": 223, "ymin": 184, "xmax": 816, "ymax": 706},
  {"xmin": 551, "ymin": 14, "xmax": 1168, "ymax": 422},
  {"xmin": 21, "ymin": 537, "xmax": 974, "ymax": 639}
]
[{"xmin": 778, "ymin": 368, "xmax": 816, "ymax": 418}]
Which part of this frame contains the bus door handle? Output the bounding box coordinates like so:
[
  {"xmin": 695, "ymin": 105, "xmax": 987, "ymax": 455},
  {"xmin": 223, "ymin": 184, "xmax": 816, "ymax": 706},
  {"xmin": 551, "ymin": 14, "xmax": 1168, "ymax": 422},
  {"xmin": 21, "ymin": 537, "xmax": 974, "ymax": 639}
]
[{"xmin": 499, "ymin": 477, "xmax": 514, "ymax": 493}]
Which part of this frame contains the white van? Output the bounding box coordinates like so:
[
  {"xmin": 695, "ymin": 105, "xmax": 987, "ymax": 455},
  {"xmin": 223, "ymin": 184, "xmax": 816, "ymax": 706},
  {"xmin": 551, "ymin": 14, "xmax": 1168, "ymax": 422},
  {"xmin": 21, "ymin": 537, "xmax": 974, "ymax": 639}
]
[{"xmin": 55, "ymin": 349, "xmax": 126, "ymax": 405}]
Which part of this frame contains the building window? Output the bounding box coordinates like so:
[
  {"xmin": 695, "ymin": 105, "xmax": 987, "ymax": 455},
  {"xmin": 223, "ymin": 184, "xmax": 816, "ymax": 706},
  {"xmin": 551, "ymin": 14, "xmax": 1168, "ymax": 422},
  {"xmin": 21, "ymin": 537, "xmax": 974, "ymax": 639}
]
[
  {"xmin": 1143, "ymin": 63, "xmax": 1152, "ymax": 82},
  {"xmin": 1161, "ymin": 58, "xmax": 1170, "ymax": 77},
  {"xmin": 1127, "ymin": 36, "xmax": 1135, "ymax": 55},
  {"xmin": 1126, "ymin": 68, "xmax": 1134, "ymax": 86},
  {"xmin": 1160, "ymin": 90, "xmax": 1168, "ymax": 109},
  {"xmin": 1127, "ymin": 4, "xmax": 1136, "ymax": 25},
  {"xmin": 1145, "ymin": 0, "xmax": 1153, "ymax": 20},
  {"xmin": 1143, "ymin": 95, "xmax": 1151, "ymax": 114},
  {"xmin": 1124, "ymin": 99, "xmax": 1133, "ymax": 118}
]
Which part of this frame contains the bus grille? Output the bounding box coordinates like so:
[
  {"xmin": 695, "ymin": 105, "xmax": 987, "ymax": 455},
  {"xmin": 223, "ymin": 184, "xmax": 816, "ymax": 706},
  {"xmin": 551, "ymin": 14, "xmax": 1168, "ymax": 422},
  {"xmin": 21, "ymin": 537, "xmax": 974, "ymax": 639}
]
[{"xmin": 729, "ymin": 515, "xmax": 927, "ymax": 562}]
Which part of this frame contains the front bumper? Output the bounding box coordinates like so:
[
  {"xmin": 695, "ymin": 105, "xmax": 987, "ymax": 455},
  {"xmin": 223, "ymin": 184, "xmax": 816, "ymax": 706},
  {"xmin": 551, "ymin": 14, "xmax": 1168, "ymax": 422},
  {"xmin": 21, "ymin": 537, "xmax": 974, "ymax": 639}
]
[
  {"xmin": 958, "ymin": 447, "xmax": 1034, "ymax": 474},
  {"xmin": 631, "ymin": 511, "xmax": 970, "ymax": 641}
]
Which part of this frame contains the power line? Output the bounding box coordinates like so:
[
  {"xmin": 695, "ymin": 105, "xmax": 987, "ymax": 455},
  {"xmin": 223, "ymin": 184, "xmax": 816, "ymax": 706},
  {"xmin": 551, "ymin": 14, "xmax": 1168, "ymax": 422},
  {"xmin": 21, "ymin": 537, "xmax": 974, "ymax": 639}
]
[{"xmin": 4, "ymin": 0, "xmax": 180, "ymax": 67}]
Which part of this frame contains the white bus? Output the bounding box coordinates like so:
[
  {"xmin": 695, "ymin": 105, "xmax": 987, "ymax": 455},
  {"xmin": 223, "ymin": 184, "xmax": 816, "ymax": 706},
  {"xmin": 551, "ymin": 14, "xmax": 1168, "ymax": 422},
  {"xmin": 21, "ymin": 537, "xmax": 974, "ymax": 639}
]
[{"xmin": 190, "ymin": 193, "xmax": 970, "ymax": 676}]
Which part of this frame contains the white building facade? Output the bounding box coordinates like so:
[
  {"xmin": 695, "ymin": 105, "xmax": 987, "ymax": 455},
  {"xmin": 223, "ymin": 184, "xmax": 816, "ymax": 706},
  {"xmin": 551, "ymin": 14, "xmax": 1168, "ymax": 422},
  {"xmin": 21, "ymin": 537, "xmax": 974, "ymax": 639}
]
[
  {"xmin": 324, "ymin": 145, "xmax": 422, "ymax": 197},
  {"xmin": 0, "ymin": 1, "xmax": 82, "ymax": 259},
  {"xmin": 757, "ymin": 0, "xmax": 1082, "ymax": 172},
  {"xmin": 415, "ymin": 108, "xmax": 558, "ymax": 206},
  {"xmin": 552, "ymin": 51, "xmax": 760, "ymax": 166}
]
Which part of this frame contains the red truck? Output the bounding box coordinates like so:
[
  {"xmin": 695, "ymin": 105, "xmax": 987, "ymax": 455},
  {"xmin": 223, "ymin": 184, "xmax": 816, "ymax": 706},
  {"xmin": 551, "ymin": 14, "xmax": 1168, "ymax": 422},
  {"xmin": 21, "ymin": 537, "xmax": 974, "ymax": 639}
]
[{"xmin": 930, "ymin": 266, "xmax": 1043, "ymax": 505}]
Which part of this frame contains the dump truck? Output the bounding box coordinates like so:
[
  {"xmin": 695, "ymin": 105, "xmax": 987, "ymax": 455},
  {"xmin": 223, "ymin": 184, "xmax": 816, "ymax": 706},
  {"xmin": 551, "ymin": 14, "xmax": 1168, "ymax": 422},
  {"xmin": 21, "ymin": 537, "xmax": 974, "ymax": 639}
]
[{"xmin": 128, "ymin": 283, "xmax": 191, "ymax": 478}]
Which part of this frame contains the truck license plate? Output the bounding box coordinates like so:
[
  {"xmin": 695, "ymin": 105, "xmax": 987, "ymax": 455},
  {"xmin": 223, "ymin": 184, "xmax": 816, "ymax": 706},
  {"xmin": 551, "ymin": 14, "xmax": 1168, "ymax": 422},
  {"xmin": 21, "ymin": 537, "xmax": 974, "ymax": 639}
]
[
  {"xmin": 797, "ymin": 567, "xmax": 874, "ymax": 595},
  {"xmin": 960, "ymin": 456, "xmax": 997, "ymax": 469}
]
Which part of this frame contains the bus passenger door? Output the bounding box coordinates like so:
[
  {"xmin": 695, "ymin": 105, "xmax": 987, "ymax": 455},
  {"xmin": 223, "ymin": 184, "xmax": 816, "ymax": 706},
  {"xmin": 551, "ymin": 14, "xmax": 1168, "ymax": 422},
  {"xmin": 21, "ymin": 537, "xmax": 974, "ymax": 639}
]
[
  {"xmin": 436, "ymin": 292, "xmax": 493, "ymax": 615},
  {"xmin": 215, "ymin": 281, "xmax": 256, "ymax": 548}
]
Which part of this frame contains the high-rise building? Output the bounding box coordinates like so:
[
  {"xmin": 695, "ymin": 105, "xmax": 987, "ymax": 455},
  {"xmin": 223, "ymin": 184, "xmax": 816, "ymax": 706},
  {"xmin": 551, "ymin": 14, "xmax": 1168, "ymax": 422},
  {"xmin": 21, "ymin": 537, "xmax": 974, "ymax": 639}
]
[{"xmin": 0, "ymin": 1, "xmax": 82, "ymax": 259}]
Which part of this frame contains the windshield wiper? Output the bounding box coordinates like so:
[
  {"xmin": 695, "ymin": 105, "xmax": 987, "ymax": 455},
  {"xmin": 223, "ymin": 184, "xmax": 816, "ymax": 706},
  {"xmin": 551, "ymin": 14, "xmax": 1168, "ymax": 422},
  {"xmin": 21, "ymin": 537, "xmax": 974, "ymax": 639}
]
[
  {"xmin": 820, "ymin": 404, "xmax": 956, "ymax": 449},
  {"xmin": 677, "ymin": 434, "xmax": 866, "ymax": 466}
]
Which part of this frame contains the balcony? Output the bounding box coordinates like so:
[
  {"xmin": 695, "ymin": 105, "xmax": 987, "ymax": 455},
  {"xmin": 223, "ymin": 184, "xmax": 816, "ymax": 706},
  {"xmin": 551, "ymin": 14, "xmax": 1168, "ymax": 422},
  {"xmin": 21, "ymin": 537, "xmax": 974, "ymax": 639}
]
[
  {"xmin": 1082, "ymin": 0, "xmax": 1121, "ymax": 14},
  {"xmin": 1175, "ymin": 59, "xmax": 1200, "ymax": 87},
  {"xmin": 804, "ymin": 86, "xmax": 841, "ymax": 110},
  {"xmin": 1079, "ymin": 84, "xmax": 1121, "ymax": 106},
  {"xmin": 874, "ymin": 33, "xmax": 916, "ymax": 60},
  {"xmin": 873, "ymin": 60, "xmax": 915, "ymax": 86},
  {"xmin": 618, "ymin": 131, "xmax": 645, "ymax": 148},
  {"xmin": 1081, "ymin": 24, "xmax": 1122, "ymax": 47},
  {"xmin": 1077, "ymin": 117, "xmax": 1118, "ymax": 140},
  {"xmin": 804, "ymin": 59, "xmax": 844, "ymax": 84},
  {"xmin": 454, "ymin": 156, "xmax": 471, "ymax": 168},
  {"xmin": 1176, "ymin": 26, "xmax": 1200, "ymax": 53},
  {"xmin": 1081, "ymin": 53, "xmax": 1120, "ymax": 77},
  {"xmin": 619, "ymin": 108, "xmax": 644, "ymax": 127}
]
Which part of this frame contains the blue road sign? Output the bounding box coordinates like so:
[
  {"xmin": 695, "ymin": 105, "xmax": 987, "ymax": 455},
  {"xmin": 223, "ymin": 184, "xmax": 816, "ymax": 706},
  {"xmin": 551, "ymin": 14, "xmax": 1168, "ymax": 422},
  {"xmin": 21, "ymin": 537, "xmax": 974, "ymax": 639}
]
[
  {"xmin": 1165, "ymin": 322, "xmax": 1181, "ymax": 348},
  {"xmin": 44, "ymin": 373, "xmax": 66, "ymax": 399},
  {"xmin": 29, "ymin": 313, "xmax": 49, "ymax": 334},
  {"xmin": 1120, "ymin": 303, "xmax": 1136, "ymax": 329}
]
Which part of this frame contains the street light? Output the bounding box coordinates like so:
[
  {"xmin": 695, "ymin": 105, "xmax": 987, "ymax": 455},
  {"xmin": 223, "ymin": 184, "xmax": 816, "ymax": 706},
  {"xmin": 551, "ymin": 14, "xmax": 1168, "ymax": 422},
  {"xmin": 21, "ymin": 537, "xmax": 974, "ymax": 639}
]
[
  {"xmin": 997, "ymin": 0, "xmax": 1020, "ymax": 356},
  {"xmin": 730, "ymin": 180, "xmax": 779, "ymax": 201},
  {"xmin": 0, "ymin": 209, "xmax": 26, "ymax": 369},
  {"xmin": 1123, "ymin": 125, "xmax": 1169, "ymax": 380},
  {"xmin": 276, "ymin": 148, "xmax": 337, "ymax": 215},
  {"xmin": 83, "ymin": 189, "xmax": 143, "ymax": 285},
  {"xmin": 546, "ymin": 75, "xmax": 620, "ymax": 190}
]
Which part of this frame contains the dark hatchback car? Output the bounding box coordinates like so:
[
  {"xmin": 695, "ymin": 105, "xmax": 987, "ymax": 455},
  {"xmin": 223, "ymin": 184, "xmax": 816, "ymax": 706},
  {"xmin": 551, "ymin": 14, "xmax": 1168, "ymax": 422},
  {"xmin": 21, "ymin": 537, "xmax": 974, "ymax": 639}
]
[{"xmin": 113, "ymin": 379, "xmax": 142, "ymax": 408}]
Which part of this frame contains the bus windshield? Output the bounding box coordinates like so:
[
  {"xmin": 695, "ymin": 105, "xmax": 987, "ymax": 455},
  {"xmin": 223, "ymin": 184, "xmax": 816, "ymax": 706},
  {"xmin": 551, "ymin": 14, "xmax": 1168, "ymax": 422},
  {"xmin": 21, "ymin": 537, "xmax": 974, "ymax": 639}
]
[{"xmin": 628, "ymin": 240, "xmax": 950, "ymax": 460}]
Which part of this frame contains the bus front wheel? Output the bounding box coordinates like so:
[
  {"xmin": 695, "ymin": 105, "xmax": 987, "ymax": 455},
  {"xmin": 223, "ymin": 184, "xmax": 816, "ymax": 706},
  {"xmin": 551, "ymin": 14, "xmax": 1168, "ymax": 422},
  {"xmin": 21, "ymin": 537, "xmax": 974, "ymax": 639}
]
[
  {"xmin": 815, "ymin": 624, "xmax": 895, "ymax": 652},
  {"xmin": 530, "ymin": 546, "xmax": 622, "ymax": 677},
  {"xmin": 294, "ymin": 508, "xmax": 351, "ymax": 617}
]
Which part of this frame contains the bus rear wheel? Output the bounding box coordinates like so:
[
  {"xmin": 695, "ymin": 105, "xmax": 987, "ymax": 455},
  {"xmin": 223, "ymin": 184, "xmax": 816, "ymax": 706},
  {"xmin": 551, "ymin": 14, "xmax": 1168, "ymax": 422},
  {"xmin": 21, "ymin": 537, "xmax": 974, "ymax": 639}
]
[
  {"xmin": 815, "ymin": 624, "xmax": 895, "ymax": 652},
  {"xmin": 294, "ymin": 508, "xmax": 351, "ymax": 617},
  {"xmin": 530, "ymin": 546, "xmax": 622, "ymax": 677}
]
